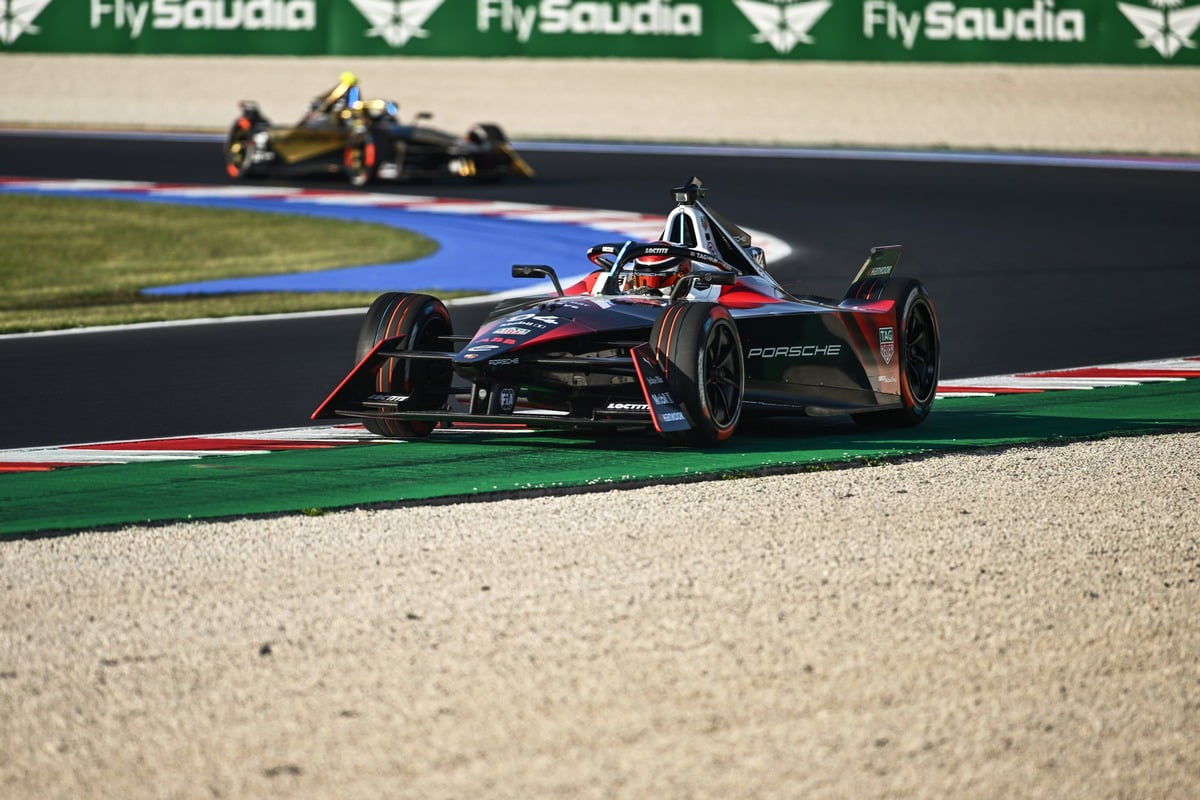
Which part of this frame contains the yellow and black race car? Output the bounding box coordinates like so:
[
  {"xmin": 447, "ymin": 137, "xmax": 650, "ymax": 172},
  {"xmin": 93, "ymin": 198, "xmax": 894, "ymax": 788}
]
[{"xmin": 224, "ymin": 73, "xmax": 535, "ymax": 187}]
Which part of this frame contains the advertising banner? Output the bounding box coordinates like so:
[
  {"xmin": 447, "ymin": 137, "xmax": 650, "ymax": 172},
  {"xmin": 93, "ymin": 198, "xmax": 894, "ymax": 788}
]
[{"xmin": 2, "ymin": 0, "xmax": 1197, "ymax": 65}]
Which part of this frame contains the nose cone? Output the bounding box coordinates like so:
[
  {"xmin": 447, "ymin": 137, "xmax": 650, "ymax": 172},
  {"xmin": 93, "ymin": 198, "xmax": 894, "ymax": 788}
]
[
  {"xmin": 454, "ymin": 307, "xmax": 587, "ymax": 368},
  {"xmin": 453, "ymin": 296, "xmax": 663, "ymax": 375}
]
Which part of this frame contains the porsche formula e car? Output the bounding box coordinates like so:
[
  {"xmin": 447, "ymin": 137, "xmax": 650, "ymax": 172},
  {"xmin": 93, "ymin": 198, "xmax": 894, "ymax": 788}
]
[
  {"xmin": 313, "ymin": 178, "xmax": 939, "ymax": 446},
  {"xmin": 224, "ymin": 96, "xmax": 534, "ymax": 187}
]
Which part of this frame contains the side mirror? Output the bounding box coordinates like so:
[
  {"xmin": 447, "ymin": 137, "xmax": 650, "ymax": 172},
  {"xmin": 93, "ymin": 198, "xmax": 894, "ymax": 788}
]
[
  {"xmin": 669, "ymin": 269, "xmax": 737, "ymax": 301},
  {"xmin": 512, "ymin": 264, "xmax": 564, "ymax": 296},
  {"xmin": 703, "ymin": 269, "xmax": 738, "ymax": 286}
]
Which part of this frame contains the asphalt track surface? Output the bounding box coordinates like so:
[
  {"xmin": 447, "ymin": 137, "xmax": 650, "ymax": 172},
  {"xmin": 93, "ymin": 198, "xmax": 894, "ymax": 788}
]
[{"xmin": 1, "ymin": 133, "xmax": 1198, "ymax": 449}]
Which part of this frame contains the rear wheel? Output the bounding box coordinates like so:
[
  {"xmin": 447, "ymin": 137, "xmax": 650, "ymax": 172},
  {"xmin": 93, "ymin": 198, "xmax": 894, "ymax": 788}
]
[
  {"xmin": 224, "ymin": 116, "xmax": 267, "ymax": 179},
  {"xmin": 355, "ymin": 293, "xmax": 453, "ymax": 438},
  {"xmin": 854, "ymin": 279, "xmax": 939, "ymax": 427},
  {"xmin": 650, "ymin": 302, "xmax": 744, "ymax": 446}
]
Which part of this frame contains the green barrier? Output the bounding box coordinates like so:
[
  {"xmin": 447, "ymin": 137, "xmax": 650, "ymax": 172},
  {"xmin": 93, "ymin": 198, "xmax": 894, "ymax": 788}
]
[
  {"xmin": 2, "ymin": 380, "xmax": 1198, "ymax": 537},
  {"xmin": 3, "ymin": 0, "xmax": 1197, "ymax": 64}
]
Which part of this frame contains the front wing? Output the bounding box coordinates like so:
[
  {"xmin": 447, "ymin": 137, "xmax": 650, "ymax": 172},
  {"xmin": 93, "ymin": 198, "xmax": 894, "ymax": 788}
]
[{"xmin": 312, "ymin": 340, "xmax": 692, "ymax": 434}]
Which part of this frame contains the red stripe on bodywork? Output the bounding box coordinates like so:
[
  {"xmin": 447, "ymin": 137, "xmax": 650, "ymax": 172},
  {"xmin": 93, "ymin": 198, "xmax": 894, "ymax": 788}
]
[
  {"xmin": 716, "ymin": 285, "xmax": 785, "ymax": 309},
  {"xmin": 563, "ymin": 271, "xmax": 603, "ymax": 295}
]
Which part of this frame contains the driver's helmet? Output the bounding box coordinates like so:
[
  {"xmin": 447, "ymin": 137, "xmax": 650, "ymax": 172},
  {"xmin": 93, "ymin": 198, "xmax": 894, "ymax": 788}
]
[{"xmin": 629, "ymin": 242, "xmax": 691, "ymax": 292}]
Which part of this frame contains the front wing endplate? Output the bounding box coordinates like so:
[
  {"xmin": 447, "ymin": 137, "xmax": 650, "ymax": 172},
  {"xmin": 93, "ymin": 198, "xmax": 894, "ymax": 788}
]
[{"xmin": 630, "ymin": 344, "xmax": 692, "ymax": 435}]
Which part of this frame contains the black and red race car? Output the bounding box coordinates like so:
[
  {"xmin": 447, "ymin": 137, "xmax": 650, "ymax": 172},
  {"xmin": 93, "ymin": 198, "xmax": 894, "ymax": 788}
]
[{"xmin": 313, "ymin": 178, "xmax": 940, "ymax": 446}]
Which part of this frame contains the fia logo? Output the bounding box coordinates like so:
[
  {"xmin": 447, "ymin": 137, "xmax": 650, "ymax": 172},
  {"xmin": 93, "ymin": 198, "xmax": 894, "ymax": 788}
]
[
  {"xmin": 879, "ymin": 327, "xmax": 895, "ymax": 366},
  {"xmin": 1, "ymin": 0, "xmax": 54, "ymax": 45},
  {"xmin": 732, "ymin": 0, "xmax": 831, "ymax": 55},
  {"xmin": 348, "ymin": 0, "xmax": 446, "ymax": 48},
  {"xmin": 1117, "ymin": 0, "xmax": 1200, "ymax": 58}
]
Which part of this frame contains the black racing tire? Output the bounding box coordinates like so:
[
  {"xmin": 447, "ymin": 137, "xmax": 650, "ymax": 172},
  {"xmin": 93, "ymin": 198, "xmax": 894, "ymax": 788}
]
[
  {"xmin": 650, "ymin": 302, "xmax": 744, "ymax": 447},
  {"xmin": 355, "ymin": 292, "xmax": 453, "ymax": 438},
  {"xmin": 467, "ymin": 122, "xmax": 534, "ymax": 181},
  {"xmin": 468, "ymin": 122, "xmax": 508, "ymax": 146},
  {"xmin": 853, "ymin": 278, "xmax": 940, "ymax": 428},
  {"xmin": 224, "ymin": 117, "xmax": 268, "ymax": 179},
  {"xmin": 343, "ymin": 127, "xmax": 377, "ymax": 187}
]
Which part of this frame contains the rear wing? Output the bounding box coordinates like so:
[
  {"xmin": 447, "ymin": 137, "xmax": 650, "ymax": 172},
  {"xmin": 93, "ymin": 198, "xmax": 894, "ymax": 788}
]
[
  {"xmin": 842, "ymin": 245, "xmax": 904, "ymax": 303},
  {"xmin": 852, "ymin": 245, "xmax": 902, "ymax": 283}
]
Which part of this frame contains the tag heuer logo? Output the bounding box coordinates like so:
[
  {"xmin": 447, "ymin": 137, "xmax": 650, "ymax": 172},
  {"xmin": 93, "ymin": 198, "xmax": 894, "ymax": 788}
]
[
  {"xmin": 1118, "ymin": 0, "xmax": 1200, "ymax": 58},
  {"xmin": 1, "ymin": 0, "xmax": 53, "ymax": 45},
  {"xmin": 879, "ymin": 327, "xmax": 895, "ymax": 366},
  {"xmin": 349, "ymin": 0, "xmax": 446, "ymax": 48},
  {"xmin": 733, "ymin": 0, "xmax": 831, "ymax": 54}
]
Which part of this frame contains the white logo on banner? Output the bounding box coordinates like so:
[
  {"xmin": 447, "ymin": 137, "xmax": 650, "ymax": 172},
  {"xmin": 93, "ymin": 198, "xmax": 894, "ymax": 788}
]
[
  {"xmin": 863, "ymin": 1, "xmax": 1086, "ymax": 49},
  {"xmin": 1118, "ymin": 0, "xmax": 1200, "ymax": 58},
  {"xmin": 348, "ymin": 0, "xmax": 446, "ymax": 47},
  {"xmin": 477, "ymin": 0, "xmax": 703, "ymax": 43},
  {"xmin": 89, "ymin": 1, "xmax": 316, "ymax": 37},
  {"xmin": 1, "ymin": 0, "xmax": 54, "ymax": 44},
  {"xmin": 733, "ymin": 0, "xmax": 831, "ymax": 54}
]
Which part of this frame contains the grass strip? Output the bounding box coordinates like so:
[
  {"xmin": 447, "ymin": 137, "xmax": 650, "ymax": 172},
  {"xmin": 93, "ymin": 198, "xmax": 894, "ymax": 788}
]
[{"xmin": 0, "ymin": 195, "xmax": 437, "ymax": 333}]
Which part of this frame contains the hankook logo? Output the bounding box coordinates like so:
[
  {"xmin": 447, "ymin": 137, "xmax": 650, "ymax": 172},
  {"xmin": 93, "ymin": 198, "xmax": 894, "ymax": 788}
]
[
  {"xmin": 733, "ymin": 0, "xmax": 831, "ymax": 54},
  {"xmin": 348, "ymin": 0, "xmax": 445, "ymax": 48},
  {"xmin": 1117, "ymin": 0, "xmax": 1200, "ymax": 58},
  {"xmin": 1, "ymin": 0, "xmax": 54, "ymax": 45}
]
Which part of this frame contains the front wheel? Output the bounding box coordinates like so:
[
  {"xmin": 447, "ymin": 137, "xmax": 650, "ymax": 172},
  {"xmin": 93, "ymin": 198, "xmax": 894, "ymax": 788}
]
[
  {"xmin": 355, "ymin": 292, "xmax": 453, "ymax": 438},
  {"xmin": 467, "ymin": 123, "xmax": 535, "ymax": 180},
  {"xmin": 854, "ymin": 278, "xmax": 940, "ymax": 427},
  {"xmin": 344, "ymin": 127, "xmax": 377, "ymax": 187},
  {"xmin": 650, "ymin": 302, "xmax": 744, "ymax": 447}
]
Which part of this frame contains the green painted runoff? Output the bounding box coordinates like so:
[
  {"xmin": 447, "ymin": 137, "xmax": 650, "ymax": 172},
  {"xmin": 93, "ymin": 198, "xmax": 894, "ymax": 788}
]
[{"xmin": 2, "ymin": 381, "xmax": 1198, "ymax": 537}]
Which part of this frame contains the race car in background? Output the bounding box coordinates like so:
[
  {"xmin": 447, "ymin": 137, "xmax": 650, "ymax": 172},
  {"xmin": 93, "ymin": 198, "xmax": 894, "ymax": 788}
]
[
  {"xmin": 224, "ymin": 73, "xmax": 535, "ymax": 187},
  {"xmin": 314, "ymin": 178, "xmax": 940, "ymax": 447}
]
